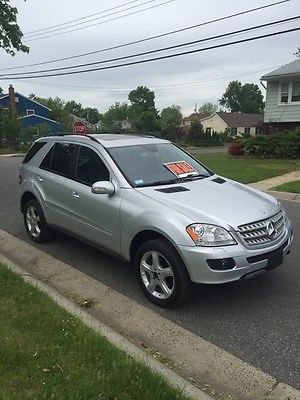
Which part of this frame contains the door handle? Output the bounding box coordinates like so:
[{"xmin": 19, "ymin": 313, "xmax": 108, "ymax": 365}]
[
  {"xmin": 36, "ymin": 175, "xmax": 43, "ymax": 182},
  {"xmin": 71, "ymin": 191, "xmax": 80, "ymax": 199}
]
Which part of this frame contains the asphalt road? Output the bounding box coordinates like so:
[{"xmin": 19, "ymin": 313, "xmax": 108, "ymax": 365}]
[{"xmin": 0, "ymin": 156, "xmax": 299, "ymax": 389}]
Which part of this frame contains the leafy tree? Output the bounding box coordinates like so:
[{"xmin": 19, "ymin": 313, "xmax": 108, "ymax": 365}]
[
  {"xmin": 82, "ymin": 107, "xmax": 101, "ymax": 124},
  {"xmin": 219, "ymin": 81, "xmax": 242, "ymax": 112},
  {"xmin": 0, "ymin": 107, "xmax": 21, "ymax": 143},
  {"xmin": 64, "ymin": 100, "xmax": 84, "ymax": 117},
  {"xmin": 160, "ymin": 105, "xmax": 182, "ymax": 130},
  {"xmin": 239, "ymin": 83, "xmax": 264, "ymax": 113},
  {"xmin": 21, "ymin": 123, "xmax": 50, "ymax": 143},
  {"xmin": 135, "ymin": 111, "xmax": 161, "ymax": 132},
  {"xmin": 219, "ymin": 80, "xmax": 264, "ymax": 113},
  {"xmin": 102, "ymin": 102, "xmax": 131, "ymax": 131},
  {"xmin": 128, "ymin": 86, "xmax": 157, "ymax": 115},
  {"xmin": 0, "ymin": 0, "xmax": 29, "ymax": 56},
  {"xmin": 187, "ymin": 120, "xmax": 204, "ymax": 144},
  {"xmin": 198, "ymin": 102, "xmax": 218, "ymax": 117}
]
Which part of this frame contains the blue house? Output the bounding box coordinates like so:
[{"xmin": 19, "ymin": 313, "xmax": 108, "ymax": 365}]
[{"xmin": 0, "ymin": 85, "xmax": 60, "ymax": 134}]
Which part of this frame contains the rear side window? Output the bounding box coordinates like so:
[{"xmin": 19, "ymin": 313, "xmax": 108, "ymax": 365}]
[
  {"xmin": 23, "ymin": 142, "xmax": 47, "ymax": 163},
  {"xmin": 76, "ymin": 146, "xmax": 109, "ymax": 186},
  {"xmin": 51, "ymin": 143, "xmax": 76, "ymax": 177}
]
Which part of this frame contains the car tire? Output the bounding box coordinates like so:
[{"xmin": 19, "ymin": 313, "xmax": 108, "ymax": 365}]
[
  {"xmin": 24, "ymin": 199, "xmax": 53, "ymax": 243},
  {"xmin": 134, "ymin": 239, "xmax": 191, "ymax": 307}
]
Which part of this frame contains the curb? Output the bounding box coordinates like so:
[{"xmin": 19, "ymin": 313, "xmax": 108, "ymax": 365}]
[
  {"xmin": 0, "ymin": 153, "xmax": 25, "ymax": 157},
  {"xmin": 0, "ymin": 254, "xmax": 212, "ymax": 400},
  {"xmin": 0, "ymin": 228, "xmax": 299, "ymax": 400},
  {"xmin": 266, "ymin": 189, "xmax": 300, "ymax": 202}
]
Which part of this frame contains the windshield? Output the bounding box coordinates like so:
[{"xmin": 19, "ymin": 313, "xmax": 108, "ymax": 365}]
[{"xmin": 109, "ymin": 143, "xmax": 212, "ymax": 187}]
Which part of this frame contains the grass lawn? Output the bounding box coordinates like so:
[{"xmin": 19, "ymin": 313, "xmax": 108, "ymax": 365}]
[
  {"xmin": 195, "ymin": 153, "xmax": 300, "ymax": 184},
  {"xmin": 0, "ymin": 263, "xmax": 190, "ymax": 400},
  {"xmin": 271, "ymin": 180, "xmax": 300, "ymax": 194}
]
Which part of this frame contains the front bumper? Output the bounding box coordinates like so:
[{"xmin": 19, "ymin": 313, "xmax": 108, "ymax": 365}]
[{"xmin": 177, "ymin": 221, "xmax": 293, "ymax": 284}]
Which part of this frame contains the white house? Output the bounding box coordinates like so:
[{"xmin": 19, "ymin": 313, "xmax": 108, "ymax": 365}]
[
  {"xmin": 261, "ymin": 59, "xmax": 300, "ymax": 130},
  {"xmin": 183, "ymin": 112, "xmax": 264, "ymax": 136}
]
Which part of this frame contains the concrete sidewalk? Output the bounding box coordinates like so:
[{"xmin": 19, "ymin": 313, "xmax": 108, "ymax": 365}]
[
  {"xmin": 249, "ymin": 171, "xmax": 300, "ymax": 202},
  {"xmin": 0, "ymin": 228, "xmax": 299, "ymax": 400}
]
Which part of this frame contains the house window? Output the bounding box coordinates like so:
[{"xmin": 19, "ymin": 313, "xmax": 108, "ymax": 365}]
[
  {"xmin": 291, "ymin": 82, "xmax": 300, "ymax": 102},
  {"xmin": 244, "ymin": 127, "xmax": 251, "ymax": 134},
  {"xmin": 26, "ymin": 109, "xmax": 35, "ymax": 115},
  {"xmin": 231, "ymin": 127, "xmax": 237, "ymax": 135},
  {"xmin": 280, "ymin": 83, "xmax": 289, "ymax": 103},
  {"xmin": 206, "ymin": 127, "xmax": 212, "ymax": 134}
]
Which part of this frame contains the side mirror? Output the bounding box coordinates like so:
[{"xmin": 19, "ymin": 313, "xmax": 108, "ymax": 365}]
[{"xmin": 91, "ymin": 181, "xmax": 115, "ymax": 195}]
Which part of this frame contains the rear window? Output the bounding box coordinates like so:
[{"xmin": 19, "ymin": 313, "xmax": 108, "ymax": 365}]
[
  {"xmin": 51, "ymin": 143, "xmax": 76, "ymax": 177},
  {"xmin": 23, "ymin": 142, "xmax": 47, "ymax": 163}
]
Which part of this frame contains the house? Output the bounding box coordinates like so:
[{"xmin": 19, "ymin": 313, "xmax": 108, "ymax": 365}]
[
  {"xmin": 261, "ymin": 59, "xmax": 300, "ymax": 130},
  {"xmin": 0, "ymin": 85, "xmax": 60, "ymax": 134},
  {"xmin": 182, "ymin": 111, "xmax": 264, "ymax": 136},
  {"xmin": 180, "ymin": 113, "xmax": 207, "ymax": 132}
]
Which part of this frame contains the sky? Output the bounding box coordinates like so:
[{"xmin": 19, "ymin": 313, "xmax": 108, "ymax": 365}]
[{"xmin": 1, "ymin": 0, "xmax": 299, "ymax": 116}]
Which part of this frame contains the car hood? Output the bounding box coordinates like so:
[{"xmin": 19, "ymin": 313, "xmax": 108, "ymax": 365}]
[{"xmin": 135, "ymin": 176, "xmax": 279, "ymax": 229}]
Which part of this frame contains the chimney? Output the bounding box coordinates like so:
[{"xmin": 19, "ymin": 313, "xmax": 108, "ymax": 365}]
[{"xmin": 8, "ymin": 84, "xmax": 16, "ymax": 113}]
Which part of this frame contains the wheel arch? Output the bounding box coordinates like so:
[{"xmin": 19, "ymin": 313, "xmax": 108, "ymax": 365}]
[
  {"xmin": 20, "ymin": 191, "xmax": 37, "ymax": 213},
  {"xmin": 129, "ymin": 229, "xmax": 185, "ymax": 265}
]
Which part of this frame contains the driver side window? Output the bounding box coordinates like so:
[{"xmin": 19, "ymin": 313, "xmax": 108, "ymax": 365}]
[{"xmin": 76, "ymin": 146, "xmax": 109, "ymax": 186}]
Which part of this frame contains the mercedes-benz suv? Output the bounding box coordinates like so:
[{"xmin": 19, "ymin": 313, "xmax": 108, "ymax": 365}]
[{"xmin": 19, "ymin": 134, "xmax": 293, "ymax": 306}]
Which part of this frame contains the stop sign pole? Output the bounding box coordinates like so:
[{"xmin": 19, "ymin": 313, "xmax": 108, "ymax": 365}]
[{"xmin": 73, "ymin": 121, "xmax": 87, "ymax": 134}]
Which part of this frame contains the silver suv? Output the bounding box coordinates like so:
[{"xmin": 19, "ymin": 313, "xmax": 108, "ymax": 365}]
[{"xmin": 19, "ymin": 134, "xmax": 293, "ymax": 306}]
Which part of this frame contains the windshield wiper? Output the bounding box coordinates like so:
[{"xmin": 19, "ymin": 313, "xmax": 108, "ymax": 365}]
[{"xmin": 137, "ymin": 174, "xmax": 209, "ymax": 187}]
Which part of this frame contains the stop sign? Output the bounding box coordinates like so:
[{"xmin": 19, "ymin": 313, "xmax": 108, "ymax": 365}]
[{"xmin": 73, "ymin": 121, "xmax": 87, "ymax": 134}]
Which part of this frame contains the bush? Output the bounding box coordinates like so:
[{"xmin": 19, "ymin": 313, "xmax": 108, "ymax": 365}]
[
  {"xmin": 228, "ymin": 132, "xmax": 300, "ymax": 158},
  {"xmin": 228, "ymin": 142, "xmax": 243, "ymax": 155}
]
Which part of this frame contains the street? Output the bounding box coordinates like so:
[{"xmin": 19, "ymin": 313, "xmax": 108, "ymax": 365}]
[{"xmin": 0, "ymin": 156, "xmax": 299, "ymax": 389}]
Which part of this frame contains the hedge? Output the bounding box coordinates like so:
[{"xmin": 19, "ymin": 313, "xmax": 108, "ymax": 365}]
[{"xmin": 228, "ymin": 130, "xmax": 300, "ymax": 158}]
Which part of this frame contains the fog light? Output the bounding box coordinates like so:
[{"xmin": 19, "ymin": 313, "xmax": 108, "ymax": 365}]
[{"xmin": 206, "ymin": 258, "xmax": 235, "ymax": 270}]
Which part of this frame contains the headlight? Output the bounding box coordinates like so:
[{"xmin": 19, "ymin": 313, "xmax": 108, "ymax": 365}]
[{"xmin": 186, "ymin": 224, "xmax": 237, "ymax": 246}]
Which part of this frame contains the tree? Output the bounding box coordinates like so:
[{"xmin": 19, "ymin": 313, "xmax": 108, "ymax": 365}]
[
  {"xmin": 198, "ymin": 102, "xmax": 218, "ymax": 117},
  {"xmin": 187, "ymin": 120, "xmax": 204, "ymax": 144},
  {"xmin": 102, "ymin": 102, "xmax": 131, "ymax": 131},
  {"xmin": 219, "ymin": 81, "xmax": 242, "ymax": 112},
  {"xmin": 128, "ymin": 86, "xmax": 157, "ymax": 115},
  {"xmin": 219, "ymin": 80, "xmax": 264, "ymax": 113},
  {"xmin": 0, "ymin": 0, "xmax": 29, "ymax": 56},
  {"xmin": 64, "ymin": 100, "xmax": 84, "ymax": 117},
  {"xmin": 135, "ymin": 111, "xmax": 161, "ymax": 132},
  {"xmin": 160, "ymin": 105, "xmax": 182, "ymax": 130},
  {"xmin": 82, "ymin": 107, "xmax": 101, "ymax": 124},
  {"xmin": 0, "ymin": 108, "xmax": 21, "ymax": 143}
]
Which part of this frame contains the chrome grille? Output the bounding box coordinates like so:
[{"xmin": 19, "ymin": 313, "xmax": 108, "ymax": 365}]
[{"xmin": 238, "ymin": 211, "xmax": 285, "ymax": 246}]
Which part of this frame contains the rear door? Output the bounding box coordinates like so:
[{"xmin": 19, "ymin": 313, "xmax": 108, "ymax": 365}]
[
  {"xmin": 66, "ymin": 144, "xmax": 121, "ymax": 254},
  {"xmin": 34, "ymin": 142, "xmax": 79, "ymax": 230}
]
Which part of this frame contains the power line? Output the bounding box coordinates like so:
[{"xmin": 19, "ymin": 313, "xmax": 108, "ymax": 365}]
[
  {"xmin": 3, "ymin": 16, "xmax": 299, "ymax": 77},
  {"xmin": 1, "ymin": 0, "xmax": 290, "ymax": 71},
  {"xmin": 1, "ymin": 27, "xmax": 298, "ymax": 80},
  {"xmin": 21, "ymin": 66, "xmax": 280, "ymax": 92},
  {"xmin": 24, "ymin": 0, "xmax": 158, "ymax": 39},
  {"xmin": 24, "ymin": 0, "xmax": 175, "ymax": 42},
  {"xmin": 24, "ymin": 0, "xmax": 141, "ymax": 35}
]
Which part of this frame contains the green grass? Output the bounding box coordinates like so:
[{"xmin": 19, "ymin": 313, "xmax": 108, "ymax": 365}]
[
  {"xmin": 195, "ymin": 153, "xmax": 300, "ymax": 184},
  {"xmin": 271, "ymin": 180, "xmax": 300, "ymax": 194},
  {"xmin": 0, "ymin": 263, "xmax": 190, "ymax": 400}
]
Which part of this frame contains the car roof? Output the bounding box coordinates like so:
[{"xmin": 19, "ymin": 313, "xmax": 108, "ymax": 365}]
[{"xmin": 38, "ymin": 133, "xmax": 170, "ymax": 148}]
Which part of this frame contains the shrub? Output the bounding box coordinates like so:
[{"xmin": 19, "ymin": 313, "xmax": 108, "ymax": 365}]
[
  {"xmin": 228, "ymin": 142, "xmax": 243, "ymax": 155},
  {"xmin": 229, "ymin": 131, "xmax": 300, "ymax": 158}
]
